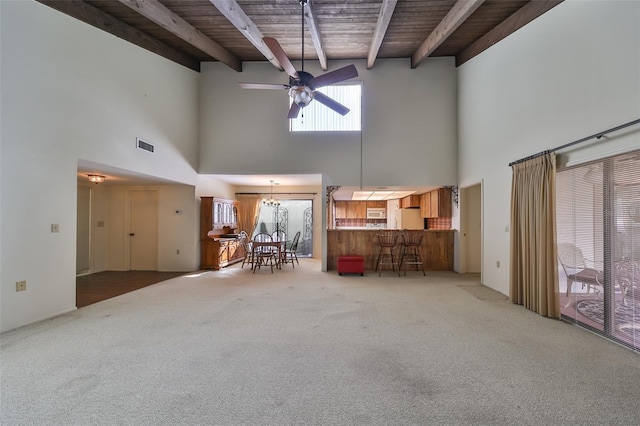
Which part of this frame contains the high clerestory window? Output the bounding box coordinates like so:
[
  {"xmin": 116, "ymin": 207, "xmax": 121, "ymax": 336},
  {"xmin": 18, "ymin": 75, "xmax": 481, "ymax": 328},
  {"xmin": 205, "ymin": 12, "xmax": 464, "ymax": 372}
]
[{"xmin": 289, "ymin": 84, "xmax": 362, "ymax": 132}]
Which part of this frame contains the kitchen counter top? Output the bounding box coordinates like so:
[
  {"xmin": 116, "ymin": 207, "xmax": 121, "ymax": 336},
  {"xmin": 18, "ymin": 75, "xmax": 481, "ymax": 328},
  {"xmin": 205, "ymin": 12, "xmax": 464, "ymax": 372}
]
[{"xmin": 332, "ymin": 228, "xmax": 454, "ymax": 231}]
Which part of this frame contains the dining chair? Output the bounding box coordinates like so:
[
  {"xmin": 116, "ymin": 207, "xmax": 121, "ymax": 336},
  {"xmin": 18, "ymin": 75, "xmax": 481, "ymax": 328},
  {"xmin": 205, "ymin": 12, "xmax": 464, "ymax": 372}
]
[
  {"xmin": 252, "ymin": 233, "xmax": 276, "ymax": 273},
  {"xmin": 239, "ymin": 233, "xmax": 254, "ymax": 269},
  {"xmin": 282, "ymin": 231, "xmax": 301, "ymax": 268},
  {"xmin": 271, "ymin": 230, "xmax": 286, "ymax": 242}
]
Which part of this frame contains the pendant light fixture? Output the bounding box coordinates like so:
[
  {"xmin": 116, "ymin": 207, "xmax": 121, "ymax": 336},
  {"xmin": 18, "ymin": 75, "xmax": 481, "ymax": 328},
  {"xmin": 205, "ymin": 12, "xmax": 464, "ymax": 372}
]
[{"xmin": 263, "ymin": 180, "xmax": 281, "ymax": 207}]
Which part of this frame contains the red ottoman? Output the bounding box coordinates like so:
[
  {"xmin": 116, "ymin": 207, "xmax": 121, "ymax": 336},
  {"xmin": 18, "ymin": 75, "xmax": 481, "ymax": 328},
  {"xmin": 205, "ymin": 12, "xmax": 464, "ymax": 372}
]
[{"xmin": 338, "ymin": 255, "xmax": 365, "ymax": 276}]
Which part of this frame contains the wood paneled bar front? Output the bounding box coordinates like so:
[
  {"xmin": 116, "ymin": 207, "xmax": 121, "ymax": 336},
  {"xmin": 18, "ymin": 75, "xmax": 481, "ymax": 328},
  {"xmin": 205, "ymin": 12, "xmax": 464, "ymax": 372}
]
[{"xmin": 327, "ymin": 229, "xmax": 454, "ymax": 271}]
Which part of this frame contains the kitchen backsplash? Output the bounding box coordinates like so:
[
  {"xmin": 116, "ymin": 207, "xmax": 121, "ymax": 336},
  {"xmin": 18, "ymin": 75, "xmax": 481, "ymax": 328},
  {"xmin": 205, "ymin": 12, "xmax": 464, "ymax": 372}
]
[{"xmin": 426, "ymin": 217, "xmax": 452, "ymax": 230}]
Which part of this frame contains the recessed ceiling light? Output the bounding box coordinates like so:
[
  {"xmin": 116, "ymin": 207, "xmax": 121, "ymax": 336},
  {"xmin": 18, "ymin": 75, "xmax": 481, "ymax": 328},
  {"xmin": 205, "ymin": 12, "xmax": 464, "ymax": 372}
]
[
  {"xmin": 350, "ymin": 190, "xmax": 416, "ymax": 200},
  {"xmin": 351, "ymin": 190, "xmax": 373, "ymax": 200}
]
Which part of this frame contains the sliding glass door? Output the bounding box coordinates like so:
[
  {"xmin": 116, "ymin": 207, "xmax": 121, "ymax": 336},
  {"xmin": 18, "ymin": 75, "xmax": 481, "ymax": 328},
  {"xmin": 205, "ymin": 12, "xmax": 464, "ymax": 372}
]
[
  {"xmin": 253, "ymin": 199, "xmax": 313, "ymax": 257},
  {"xmin": 556, "ymin": 150, "xmax": 639, "ymax": 351}
]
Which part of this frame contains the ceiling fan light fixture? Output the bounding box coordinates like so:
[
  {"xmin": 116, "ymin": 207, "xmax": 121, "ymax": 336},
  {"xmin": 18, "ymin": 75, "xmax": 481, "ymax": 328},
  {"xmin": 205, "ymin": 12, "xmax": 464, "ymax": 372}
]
[{"xmin": 289, "ymin": 85, "xmax": 314, "ymax": 107}]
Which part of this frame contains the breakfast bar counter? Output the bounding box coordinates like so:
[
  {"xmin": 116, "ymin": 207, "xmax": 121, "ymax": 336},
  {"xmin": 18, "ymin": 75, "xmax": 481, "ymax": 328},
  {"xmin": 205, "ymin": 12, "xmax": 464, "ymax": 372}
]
[{"xmin": 327, "ymin": 229, "xmax": 454, "ymax": 271}]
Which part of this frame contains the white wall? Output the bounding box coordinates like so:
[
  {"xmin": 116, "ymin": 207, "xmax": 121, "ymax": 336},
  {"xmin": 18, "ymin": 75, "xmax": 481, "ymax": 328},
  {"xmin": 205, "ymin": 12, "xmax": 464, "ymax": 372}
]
[
  {"xmin": 1, "ymin": 1, "xmax": 200, "ymax": 332},
  {"xmin": 100, "ymin": 185, "xmax": 198, "ymax": 273},
  {"xmin": 199, "ymin": 58, "xmax": 458, "ymax": 187},
  {"xmin": 458, "ymin": 0, "xmax": 640, "ymax": 295}
]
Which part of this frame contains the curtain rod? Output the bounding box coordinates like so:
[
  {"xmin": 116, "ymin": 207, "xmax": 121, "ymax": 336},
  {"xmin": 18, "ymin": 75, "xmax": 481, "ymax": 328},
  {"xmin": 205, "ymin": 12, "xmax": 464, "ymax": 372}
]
[
  {"xmin": 508, "ymin": 118, "xmax": 640, "ymax": 167},
  {"xmin": 235, "ymin": 192, "xmax": 317, "ymax": 196}
]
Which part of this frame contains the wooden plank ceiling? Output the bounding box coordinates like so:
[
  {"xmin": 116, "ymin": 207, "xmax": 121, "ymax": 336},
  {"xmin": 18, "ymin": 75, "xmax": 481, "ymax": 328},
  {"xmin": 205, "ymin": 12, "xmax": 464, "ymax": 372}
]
[{"xmin": 37, "ymin": 0, "xmax": 563, "ymax": 72}]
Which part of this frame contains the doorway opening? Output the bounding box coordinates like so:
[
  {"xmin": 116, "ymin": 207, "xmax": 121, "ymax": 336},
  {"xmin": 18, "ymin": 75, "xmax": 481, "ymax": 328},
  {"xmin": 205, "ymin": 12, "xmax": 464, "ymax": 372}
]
[
  {"xmin": 76, "ymin": 185, "xmax": 92, "ymax": 276},
  {"xmin": 460, "ymin": 183, "xmax": 482, "ymax": 275}
]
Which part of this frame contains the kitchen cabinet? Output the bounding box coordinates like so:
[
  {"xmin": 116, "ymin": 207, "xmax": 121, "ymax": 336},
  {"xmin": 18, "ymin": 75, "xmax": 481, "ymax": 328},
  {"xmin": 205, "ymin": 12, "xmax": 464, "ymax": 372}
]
[
  {"xmin": 348, "ymin": 201, "xmax": 367, "ymax": 218},
  {"xmin": 400, "ymin": 195, "xmax": 421, "ymax": 209},
  {"xmin": 420, "ymin": 188, "xmax": 452, "ymax": 218},
  {"xmin": 366, "ymin": 200, "xmax": 387, "ymax": 209},
  {"xmin": 335, "ymin": 201, "xmax": 367, "ymax": 219},
  {"xmin": 335, "ymin": 201, "xmax": 348, "ymax": 219}
]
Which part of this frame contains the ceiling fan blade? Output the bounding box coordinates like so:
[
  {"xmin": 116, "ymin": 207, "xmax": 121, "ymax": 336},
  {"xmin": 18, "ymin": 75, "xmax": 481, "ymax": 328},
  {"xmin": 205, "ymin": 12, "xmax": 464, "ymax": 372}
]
[
  {"xmin": 238, "ymin": 82, "xmax": 290, "ymax": 90},
  {"xmin": 312, "ymin": 64, "xmax": 358, "ymax": 88},
  {"xmin": 263, "ymin": 37, "xmax": 299, "ymax": 79},
  {"xmin": 287, "ymin": 103, "xmax": 301, "ymax": 119},
  {"xmin": 313, "ymin": 92, "xmax": 350, "ymax": 116}
]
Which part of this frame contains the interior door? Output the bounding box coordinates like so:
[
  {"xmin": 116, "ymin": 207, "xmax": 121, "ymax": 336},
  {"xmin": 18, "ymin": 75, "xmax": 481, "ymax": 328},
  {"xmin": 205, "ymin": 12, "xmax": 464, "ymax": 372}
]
[
  {"xmin": 76, "ymin": 186, "xmax": 91, "ymax": 275},
  {"xmin": 129, "ymin": 190, "xmax": 158, "ymax": 271},
  {"xmin": 461, "ymin": 184, "xmax": 482, "ymax": 273}
]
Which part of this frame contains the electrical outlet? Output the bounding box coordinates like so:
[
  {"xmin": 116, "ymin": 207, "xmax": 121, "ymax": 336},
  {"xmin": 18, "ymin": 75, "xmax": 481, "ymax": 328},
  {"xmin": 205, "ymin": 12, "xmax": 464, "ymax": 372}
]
[
  {"xmin": 496, "ymin": 261, "xmax": 500, "ymax": 268},
  {"xmin": 16, "ymin": 280, "xmax": 26, "ymax": 292},
  {"xmin": 51, "ymin": 224, "xmax": 59, "ymax": 233}
]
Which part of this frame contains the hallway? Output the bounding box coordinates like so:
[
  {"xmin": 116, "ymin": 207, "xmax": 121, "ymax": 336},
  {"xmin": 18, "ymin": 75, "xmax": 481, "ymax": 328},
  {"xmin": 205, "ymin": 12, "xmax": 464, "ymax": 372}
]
[{"xmin": 76, "ymin": 271, "xmax": 189, "ymax": 307}]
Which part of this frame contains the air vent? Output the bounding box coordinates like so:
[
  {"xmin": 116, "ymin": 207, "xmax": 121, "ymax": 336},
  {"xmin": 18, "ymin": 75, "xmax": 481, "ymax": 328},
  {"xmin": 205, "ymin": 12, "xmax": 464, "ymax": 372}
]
[{"xmin": 137, "ymin": 138, "xmax": 154, "ymax": 153}]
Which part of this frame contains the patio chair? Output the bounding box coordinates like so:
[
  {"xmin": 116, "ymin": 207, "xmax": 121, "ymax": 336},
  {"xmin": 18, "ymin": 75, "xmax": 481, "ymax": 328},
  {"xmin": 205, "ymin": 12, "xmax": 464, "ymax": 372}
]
[
  {"xmin": 557, "ymin": 243, "xmax": 603, "ymax": 297},
  {"xmin": 615, "ymin": 260, "xmax": 639, "ymax": 305}
]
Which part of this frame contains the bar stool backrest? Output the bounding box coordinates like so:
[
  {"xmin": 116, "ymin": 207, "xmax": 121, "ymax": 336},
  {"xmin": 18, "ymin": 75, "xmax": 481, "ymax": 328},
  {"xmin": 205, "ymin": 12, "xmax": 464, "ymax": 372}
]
[
  {"xmin": 403, "ymin": 230, "xmax": 423, "ymax": 246},
  {"xmin": 377, "ymin": 232, "xmax": 399, "ymax": 247}
]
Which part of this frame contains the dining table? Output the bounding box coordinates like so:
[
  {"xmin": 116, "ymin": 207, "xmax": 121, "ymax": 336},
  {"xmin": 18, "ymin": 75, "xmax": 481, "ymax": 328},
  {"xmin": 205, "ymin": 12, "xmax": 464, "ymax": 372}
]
[{"xmin": 251, "ymin": 239, "xmax": 288, "ymax": 271}]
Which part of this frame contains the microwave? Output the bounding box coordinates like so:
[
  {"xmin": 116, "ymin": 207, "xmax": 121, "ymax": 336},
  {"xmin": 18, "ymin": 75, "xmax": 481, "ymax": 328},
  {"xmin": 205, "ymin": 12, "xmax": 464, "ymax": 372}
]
[{"xmin": 366, "ymin": 208, "xmax": 386, "ymax": 219}]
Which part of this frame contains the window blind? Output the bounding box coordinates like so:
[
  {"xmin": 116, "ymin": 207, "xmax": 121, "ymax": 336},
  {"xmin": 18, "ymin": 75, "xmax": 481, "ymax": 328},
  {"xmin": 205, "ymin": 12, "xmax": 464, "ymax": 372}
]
[
  {"xmin": 556, "ymin": 149, "xmax": 639, "ymax": 351},
  {"xmin": 289, "ymin": 84, "xmax": 361, "ymax": 132}
]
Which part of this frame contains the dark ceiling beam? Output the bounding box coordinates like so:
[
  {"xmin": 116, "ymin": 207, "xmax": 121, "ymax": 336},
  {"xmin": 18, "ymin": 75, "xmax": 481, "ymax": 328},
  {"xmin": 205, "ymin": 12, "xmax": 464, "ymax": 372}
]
[
  {"xmin": 367, "ymin": 0, "xmax": 398, "ymax": 69},
  {"xmin": 411, "ymin": 0, "xmax": 486, "ymax": 69},
  {"xmin": 304, "ymin": 0, "xmax": 327, "ymax": 71},
  {"xmin": 117, "ymin": 0, "xmax": 241, "ymax": 72},
  {"xmin": 456, "ymin": 0, "xmax": 564, "ymax": 66},
  {"xmin": 208, "ymin": 0, "xmax": 283, "ymax": 71},
  {"xmin": 36, "ymin": 0, "xmax": 200, "ymax": 72}
]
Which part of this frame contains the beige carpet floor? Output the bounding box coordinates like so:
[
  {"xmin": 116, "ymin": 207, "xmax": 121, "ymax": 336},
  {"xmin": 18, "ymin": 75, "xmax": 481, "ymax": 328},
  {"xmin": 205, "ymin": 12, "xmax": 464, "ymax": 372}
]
[{"xmin": 2, "ymin": 259, "xmax": 639, "ymax": 425}]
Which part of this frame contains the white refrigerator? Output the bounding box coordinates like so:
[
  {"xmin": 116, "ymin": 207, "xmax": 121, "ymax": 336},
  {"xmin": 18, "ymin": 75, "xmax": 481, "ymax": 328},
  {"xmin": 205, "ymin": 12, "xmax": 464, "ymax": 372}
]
[{"xmin": 387, "ymin": 199, "xmax": 424, "ymax": 230}]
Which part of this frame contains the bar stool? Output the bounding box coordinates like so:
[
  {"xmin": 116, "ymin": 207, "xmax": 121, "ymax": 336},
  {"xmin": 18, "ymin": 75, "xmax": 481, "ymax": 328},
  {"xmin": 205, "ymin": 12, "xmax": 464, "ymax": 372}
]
[
  {"xmin": 399, "ymin": 230, "xmax": 425, "ymax": 276},
  {"xmin": 375, "ymin": 231, "xmax": 401, "ymax": 277}
]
